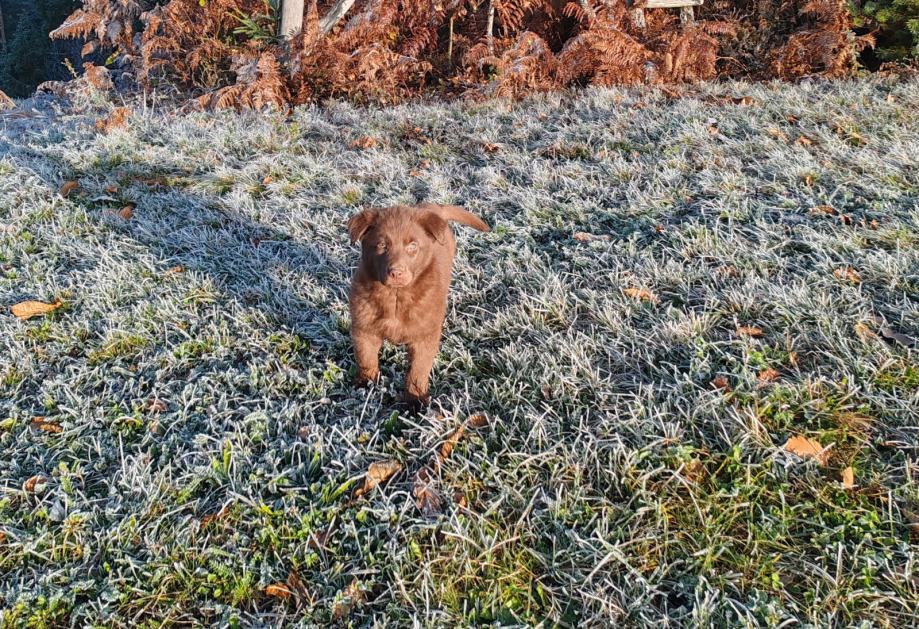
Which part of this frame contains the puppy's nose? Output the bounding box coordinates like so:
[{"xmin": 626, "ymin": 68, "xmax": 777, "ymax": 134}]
[{"xmin": 388, "ymin": 267, "xmax": 406, "ymax": 280}]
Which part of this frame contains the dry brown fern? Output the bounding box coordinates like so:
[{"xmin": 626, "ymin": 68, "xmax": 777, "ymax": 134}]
[{"xmin": 49, "ymin": 0, "xmax": 866, "ymax": 107}]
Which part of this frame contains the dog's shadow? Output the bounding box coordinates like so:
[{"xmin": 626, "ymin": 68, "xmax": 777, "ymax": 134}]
[{"xmin": 3, "ymin": 122, "xmax": 359, "ymax": 394}]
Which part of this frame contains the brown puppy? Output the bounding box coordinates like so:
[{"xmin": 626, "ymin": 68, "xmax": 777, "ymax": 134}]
[{"xmin": 347, "ymin": 203, "xmax": 489, "ymax": 409}]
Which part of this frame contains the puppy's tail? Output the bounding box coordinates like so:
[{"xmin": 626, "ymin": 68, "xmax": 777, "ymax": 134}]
[{"xmin": 421, "ymin": 203, "xmax": 490, "ymax": 232}]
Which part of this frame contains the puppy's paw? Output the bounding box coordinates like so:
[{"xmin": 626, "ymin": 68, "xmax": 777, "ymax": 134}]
[
  {"xmin": 354, "ymin": 371, "xmax": 380, "ymax": 388},
  {"xmin": 401, "ymin": 392, "xmax": 432, "ymax": 414}
]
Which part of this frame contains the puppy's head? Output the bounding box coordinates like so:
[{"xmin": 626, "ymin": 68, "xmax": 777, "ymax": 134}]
[{"xmin": 348, "ymin": 206, "xmax": 448, "ymax": 288}]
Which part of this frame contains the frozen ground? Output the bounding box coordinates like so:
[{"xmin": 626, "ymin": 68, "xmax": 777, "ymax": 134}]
[{"xmin": 1, "ymin": 77, "xmax": 918, "ymax": 626}]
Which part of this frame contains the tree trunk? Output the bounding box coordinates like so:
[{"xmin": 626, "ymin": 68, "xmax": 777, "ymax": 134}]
[
  {"xmin": 0, "ymin": 4, "xmax": 7, "ymax": 53},
  {"xmin": 280, "ymin": 0, "xmax": 306, "ymax": 40},
  {"xmin": 486, "ymin": 0, "xmax": 495, "ymax": 55},
  {"xmin": 319, "ymin": 0, "xmax": 357, "ymax": 34}
]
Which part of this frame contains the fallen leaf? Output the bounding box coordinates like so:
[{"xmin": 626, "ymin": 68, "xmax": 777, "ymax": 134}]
[
  {"xmin": 332, "ymin": 580, "xmax": 365, "ymax": 620},
  {"xmin": 31, "ymin": 417, "xmax": 62, "ymax": 433},
  {"xmin": 624, "ymin": 288, "xmax": 660, "ymax": 304},
  {"xmin": 262, "ymin": 175, "xmax": 273, "ymax": 185},
  {"xmin": 264, "ymin": 583, "xmax": 293, "ymax": 599},
  {"xmin": 453, "ymin": 489, "xmax": 468, "ymax": 508},
  {"xmin": 573, "ymin": 231, "xmax": 610, "ymax": 243},
  {"xmin": 736, "ymin": 326, "xmax": 763, "ymax": 338},
  {"xmin": 841, "ymin": 466, "xmax": 855, "ymax": 489},
  {"xmin": 104, "ymin": 184, "xmax": 119, "ymax": 194},
  {"xmin": 355, "ymin": 459, "xmax": 401, "ymax": 497},
  {"xmin": 766, "ymin": 127, "xmax": 789, "ymax": 142},
  {"xmin": 0, "ymin": 530, "xmax": 7, "ymax": 542},
  {"xmin": 833, "ymin": 267, "xmax": 861, "ymax": 284},
  {"xmin": 783, "ymin": 434, "xmax": 829, "ymax": 466},
  {"xmin": 482, "ymin": 142, "xmax": 500, "ymax": 153},
  {"xmin": 413, "ymin": 467, "xmax": 442, "ymax": 516},
  {"xmin": 23, "ymin": 475, "xmax": 48, "ymax": 493},
  {"xmin": 95, "ymin": 107, "xmax": 131, "ymax": 134},
  {"xmin": 201, "ymin": 504, "xmax": 229, "ymax": 526},
  {"xmin": 788, "ymin": 351, "xmax": 799, "ymax": 368},
  {"xmin": 879, "ymin": 326, "xmax": 916, "ymax": 348},
  {"xmin": 163, "ymin": 265, "xmax": 184, "ymax": 277},
  {"xmin": 786, "ymin": 114, "xmax": 799, "ymax": 124},
  {"xmin": 350, "ymin": 135, "xmax": 378, "ymax": 149},
  {"xmin": 732, "ymin": 96, "xmax": 757, "ymax": 106},
  {"xmin": 286, "ymin": 570, "xmax": 310, "ymax": 599},
  {"xmin": 59, "ymin": 180, "xmax": 80, "ymax": 197},
  {"xmin": 468, "ymin": 413, "xmax": 488, "ymax": 428},
  {"xmin": 809, "ymin": 204, "xmax": 836, "ymax": 216},
  {"xmin": 0, "ymin": 89, "xmax": 15, "ymax": 110},
  {"xmin": 147, "ymin": 398, "xmax": 167, "ymax": 413},
  {"xmin": 683, "ymin": 458, "xmax": 706, "ymax": 483},
  {"xmin": 440, "ymin": 425, "xmax": 466, "ymax": 461},
  {"xmin": 757, "ymin": 368, "xmax": 781, "ymax": 384},
  {"xmin": 804, "ymin": 174, "xmax": 815, "ymax": 187},
  {"xmin": 11, "ymin": 299, "xmax": 62, "ymax": 321},
  {"xmin": 838, "ymin": 214, "xmax": 853, "ymax": 225},
  {"xmin": 118, "ymin": 206, "xmax": 134, "ymax": 220},
  {"xmin": 710, "ymin": 376, "xmax": 731, "ymax": 391},
  {"xmin": 707, "ymin": 125, "xmax": 719, "ymax": 135},
  {"xmin": 795, "ymin": 135, "xmax": 814, "ymax": 147}
]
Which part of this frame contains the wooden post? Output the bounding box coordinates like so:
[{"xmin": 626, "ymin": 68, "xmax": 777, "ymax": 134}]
[
  {"xmin": 280, "ymin": 0, "xmax": 305, "ymax": 40},
  {"xmin": 679, "ymin": 5, "xmax": 694, "ymax": 24}
]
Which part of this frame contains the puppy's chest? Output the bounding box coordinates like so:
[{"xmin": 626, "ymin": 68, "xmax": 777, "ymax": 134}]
[{"xmin": 365, "ymin": 288, "xmax": 445, "ymax": 343}]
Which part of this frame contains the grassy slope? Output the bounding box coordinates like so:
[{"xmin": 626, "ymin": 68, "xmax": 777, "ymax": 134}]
[{"xmin": 0, "ymin": 78, "xmax": 918, "ymax": 627}]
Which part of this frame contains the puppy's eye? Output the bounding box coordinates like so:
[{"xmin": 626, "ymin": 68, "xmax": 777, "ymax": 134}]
[
  {"xmin": 376, "ymin": 242, "xmax": 387, "ymax": 253},
  {"xmin": 406, "ymin": 242, "xmax": 419, "ymax": 254}
]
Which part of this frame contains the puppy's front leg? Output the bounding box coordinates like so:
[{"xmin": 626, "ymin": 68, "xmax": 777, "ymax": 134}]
[
  {"xmin": 353, "ymin": 329, "xmax": 383, "ymax": 386},
  {"xmin": 404, "ymin": 336, "xmax": 440, "ymax": 410}
]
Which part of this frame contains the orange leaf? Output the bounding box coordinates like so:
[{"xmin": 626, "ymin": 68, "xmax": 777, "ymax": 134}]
[
  {"xmin": 783, "ymin": 435, "xmax": 829, "ymax": 466},
  {"xmin": 736, "ymin": 326, "xmax": 763, "ymax": 337},
  {"xmin": 355, "ymin": 459, "xmax": 401, "ymax": 497},
  {"xmin": 332, "ymin": 580, "xmax": 365, "ymax": 619},
  {"xmin": 809, "ymin": 204, "xmax": 836, "ymax": 216},
  {"xmin": 350, "ymin": 135, "xmax": 378, "ymax": 149},
  {"xmin": 95, "ymin": 107, "xmax": 131, "ymax": 134},
  {"xmin": 11, "ymin": 299, "xmax": 62, "ymax": 321},
  {"xmin": 841, "ymin": 466, "xmax": 855, "ymax": 489},
  {"xmin": 264, "ymin": 583, "xmax": 293, "ymax": 598},
  {"xmin": 573, "ymin": 231, "xmax": 609, "ymax": 243},
  {"xmin": 118, "ymin": 206, "xmax": 134, "ymax": 220},
  {"xmin": 163, "ymin": 265, "xmax": 184, "ymax": 277},
  {"xmin": 795, "ymin": 135, "xmax": 814, "ymax": 147},
  {"xmin": 59, "ymin": 180, "xmax": 80, "ymax": 197},
  {"xmin": 833, "ymin": 267, "xmax": 861, "ymax": 284},
  {"xmin": 854, "ymin": 321, "xmax": 876, "ymax": 341},
  {"xmin": 104, "ymin": 184, "xmax": 119, "ymax": 194},
  {"xmin": 624, "ymin": 288, "xmax": 660, "ymax": 304},
  {"xmin": 766, "ymin": 127, "xmax": 789, "ymax": 142},
  {"xmin": 468, "ymin": 413, "xmax": 488, "ymax": 428},
  {"xmin": 23, "ymin": 475, "xmax": 48, "ymax": 493},
  {"xmin": 413, "ymin": 466, "xmax": 442, "ymax": 516},
  {"xmin": 31, "ymin": 417, "xmax": 63, "ymax": 433},
  {"xmin": 482, "ymin": 142, "xmax": 500, "ymax": 153},
  {"xmin": 440, "ymin": 424, "xmax": 466, "ymax": 461},
  {"xmin": 710, "ymin": 376, "xmax": 731, "ymax": 391},
  {"xmin": 757, "ymin": 368, "xmax": 780, "ymax": 384}
]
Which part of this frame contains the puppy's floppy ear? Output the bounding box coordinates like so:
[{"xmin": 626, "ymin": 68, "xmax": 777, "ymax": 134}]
[
  {"xmin": 347, "ymin": 209, "xmax": 377, "ymax": 244},
  {"xmin": 418, "ymin": 210, "xmax": 449, "ymax": 244}
]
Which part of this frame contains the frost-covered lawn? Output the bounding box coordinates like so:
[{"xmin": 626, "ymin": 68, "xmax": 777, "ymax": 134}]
[{"xmin": 1, "ymin": 77, "xmax": 918, "ymax": 627}]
